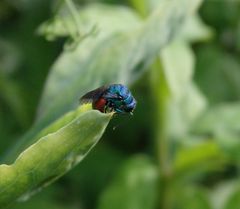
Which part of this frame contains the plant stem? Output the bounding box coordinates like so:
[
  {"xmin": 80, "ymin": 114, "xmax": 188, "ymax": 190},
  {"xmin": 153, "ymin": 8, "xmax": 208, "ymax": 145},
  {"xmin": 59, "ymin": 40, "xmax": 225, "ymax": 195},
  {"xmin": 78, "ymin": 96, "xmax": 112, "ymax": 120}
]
[
  {"xmin": 130, "ymin": 0, "xmax": 174, "ymax": 207},
  {"xmin": 151, "ymin": 59, "xmax": 173, "ymax": 209}
]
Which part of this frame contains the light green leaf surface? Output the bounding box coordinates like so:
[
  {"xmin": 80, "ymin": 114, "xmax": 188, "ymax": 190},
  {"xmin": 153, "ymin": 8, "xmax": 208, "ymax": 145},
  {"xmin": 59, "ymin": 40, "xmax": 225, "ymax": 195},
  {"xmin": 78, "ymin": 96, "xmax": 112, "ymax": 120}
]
[
  {"xmin": 179, "ymin": 14, "xmax": 214, "ymax": 42},
  {"xmin": 38, "ymin": 3, "xmax": 141, "ymax": 41},
  {"xmin": 193, "ymin": 103, "xmax": 240, "ymax": 136},
  {"xmin": 37, "ymin": 0, "xmax": 202, "ymax": 125},
  {"xmin": 192, "ymin": 103, "xmax": 240, "ymax": 160},
  {"xmin": 159, "ymin": 40, "xmax": 207, "ymax": 138},
  {"xmin": 167, "ymin": 82, "xmax": 207, "ymax": 138},
  {"xmin": 195, "ymin": 45, "xmax": 240, "ymax": 103},
  {"xmin": 128, "ymin": 0, "xmax": 160, "ymax": 17},
  {"xmin": 0, "ymin": 105, "xmax": 112, "ymax": 208},
  {"xmin": 129, "ymin": 0, "xmax": 211, "ymax": 42},
  {"xmin": 175, "ymin": 186, "xmax": 212, "ymax": 209},
  {"xmin": 97, "ymin": 155, "xmax": 158, "ymax": 209},
  {"xmin": 161, "ymin": 41, "xmax": 194, "ymax": 101},
  {"xmin": 3, "ymin": 0, "xmax": 201, "ymax": 163},
  {"xmin": 209, "ymin": 181, "xmax": 240, "ymax": 209},
  {"xmin": 174, "ymin": 140, "xmax": 225, "ymax": 178},
  {"xmin": 223, "ymin": 185, "xmax": 240, "ymax": 209}
]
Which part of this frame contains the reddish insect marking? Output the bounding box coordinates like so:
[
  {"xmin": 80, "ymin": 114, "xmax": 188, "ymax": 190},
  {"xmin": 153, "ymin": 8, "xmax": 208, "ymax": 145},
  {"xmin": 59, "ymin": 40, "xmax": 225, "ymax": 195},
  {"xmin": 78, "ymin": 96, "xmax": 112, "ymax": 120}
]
[{"xmin": 93, "ymin": 97, "xmax": 107, "ymax": 112}]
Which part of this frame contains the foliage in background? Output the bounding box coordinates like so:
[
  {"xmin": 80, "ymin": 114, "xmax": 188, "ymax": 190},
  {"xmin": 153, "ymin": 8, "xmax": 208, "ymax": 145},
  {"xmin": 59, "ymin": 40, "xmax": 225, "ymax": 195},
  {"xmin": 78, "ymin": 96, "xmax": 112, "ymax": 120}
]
[{"xmin": 1, "ymin": 0, "xmax": 240, "ymax": 209}]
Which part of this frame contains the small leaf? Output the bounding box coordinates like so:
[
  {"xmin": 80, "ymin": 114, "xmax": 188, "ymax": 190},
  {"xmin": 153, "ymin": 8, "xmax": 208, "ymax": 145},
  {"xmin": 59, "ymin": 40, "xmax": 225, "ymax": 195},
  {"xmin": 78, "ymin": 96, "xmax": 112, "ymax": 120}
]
[
  {"xmin": 192, "ymin": 102, "xmax": 240, "ymax": 160},
  {"xmin": 160, "ymin": 41, "xmax": 194, "ymax": 101},
  {"xmin": 128, "ymin": 0, "xmax": 159, "ymax": 17},
  {"xmin": 209, "ymin": 181, "xmax": 240, "ymax": 209},
  {"xmin": 174, "ymin": 140, "xmax": 226, "ymax": 178},
  {"xmin": 38, "ymin": 3, "xmax": 141, "ymax": 41},
  {"xmin": 0, "ymin": 105, "xmax": 112, "ymax": 208},
  {"xmin": 192, "ymin": 103, "xmax": 240, "ymax": 136},
  {"xmin": 195, "ymin": 45, "xmax": 240, "ymax": 103},
  {"xmin": 159, "ymin": 40, "xmax": 207, "ymax": 138},
  {"xmin": 223, "ymin": 185, "xmax": 240, "ymax": 209},
  {"xmin": 167, "ymin": 82, "xmax": 207, "ymax": 138},
  {"xmin": 179, "ymin": 14, "xmax": 214, "ymax": 42}
]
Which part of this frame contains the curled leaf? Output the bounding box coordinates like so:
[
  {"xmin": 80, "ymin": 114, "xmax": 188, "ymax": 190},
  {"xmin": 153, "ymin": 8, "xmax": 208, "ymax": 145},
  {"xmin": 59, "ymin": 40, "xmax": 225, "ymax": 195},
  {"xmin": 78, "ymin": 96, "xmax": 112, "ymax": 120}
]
[{"xmin": 0, "ymin": 105, "xmax": 112, "ymax": 208}]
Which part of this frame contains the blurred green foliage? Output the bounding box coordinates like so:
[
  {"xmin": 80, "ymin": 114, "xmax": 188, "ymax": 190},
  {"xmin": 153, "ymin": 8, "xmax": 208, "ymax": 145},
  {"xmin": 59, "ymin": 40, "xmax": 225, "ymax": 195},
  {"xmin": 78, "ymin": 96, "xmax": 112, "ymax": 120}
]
[{"xmin": 1, "ymin": 0, "xmax": 240, "ymax": 209}]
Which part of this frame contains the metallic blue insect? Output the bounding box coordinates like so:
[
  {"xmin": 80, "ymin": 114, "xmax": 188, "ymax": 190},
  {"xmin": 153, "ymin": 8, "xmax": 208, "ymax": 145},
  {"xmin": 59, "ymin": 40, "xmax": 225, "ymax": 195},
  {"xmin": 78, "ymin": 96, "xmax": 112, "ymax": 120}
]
[{"xmin": 80, "ymin": 84, "xmax": 137, "ymax": 114}]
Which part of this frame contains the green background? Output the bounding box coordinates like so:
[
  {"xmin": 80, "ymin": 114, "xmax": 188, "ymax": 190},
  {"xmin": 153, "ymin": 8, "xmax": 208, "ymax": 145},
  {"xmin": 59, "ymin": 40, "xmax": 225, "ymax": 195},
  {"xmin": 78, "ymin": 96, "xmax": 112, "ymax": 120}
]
[{"xmin": 1, "ymin": 0, "xmax": 240, "ymax": 209}]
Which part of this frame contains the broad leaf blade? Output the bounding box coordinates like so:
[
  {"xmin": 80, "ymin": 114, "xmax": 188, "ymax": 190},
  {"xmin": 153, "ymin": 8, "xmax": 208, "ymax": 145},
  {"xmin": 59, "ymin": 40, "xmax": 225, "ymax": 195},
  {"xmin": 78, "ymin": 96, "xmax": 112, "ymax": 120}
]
[
  {"xmin": 209, "ymin": 181, "xmax": 240, "ymax": 209},
  {"xmin": 175, "ymin": 186, "xmax": 212, "ymax": 209},
  {"xmin": 0, "ymin": 106, "xmax": 112, "ymax": 208},
  {"xmin": 157, "ymin": 40, "xmax": 206, "ymax": 138},
  {"xmin": 3, "ymin": 0, "xmax": 201, "ymax": 163},
  {"xmin": 224, "ymin": 185, "xmax": 240, "ymax": 209},
  {"xmin": 37, "ymin": 0, "xmax": 201, "ymax": 129},
  {"xmin": 174, "ymin": 140, "xmax": 226, "ymax": 179},
  {"xmin": 161, "ymin": 41, "xmax": 194, "ymax": 101},
  {"xmin": 179, "ymin": 14, "xmax": 214, "ymax": 42},
  {"xmin": 38, "ymin": 3, "xmax": 141, "ymax": 41},
  {"xmin": 192, "ymin": 102, "xmax": 240, "ymax": 161}
]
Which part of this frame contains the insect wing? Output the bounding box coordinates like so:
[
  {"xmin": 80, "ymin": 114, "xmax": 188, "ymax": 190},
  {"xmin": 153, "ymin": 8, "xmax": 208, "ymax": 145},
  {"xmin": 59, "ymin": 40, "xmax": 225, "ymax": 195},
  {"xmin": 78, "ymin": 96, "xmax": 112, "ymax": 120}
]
[{"xmin": 79, "ymin": 85, "xmax": 108, "ymax": 104}]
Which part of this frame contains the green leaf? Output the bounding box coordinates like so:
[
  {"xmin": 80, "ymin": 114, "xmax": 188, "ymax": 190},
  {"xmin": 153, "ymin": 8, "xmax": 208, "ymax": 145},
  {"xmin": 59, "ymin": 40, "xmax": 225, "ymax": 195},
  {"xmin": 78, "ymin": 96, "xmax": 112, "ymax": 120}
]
[
  {"xmin": 129, "ymin": 0, "xmax": 203, "ymax": 18},
  {"xmin": 128, "ymin": 0, "xmax": 159, "ymax": 17},
  {"xmin": 159, "ymin": 40, "xmax": 207, "ymax": 138},
  {"xmin": 167, "ymin": 82, "xmax": 207, "ymax": 138},
  {"xmin": 0, "ymin": 105, "xmax": 112, "ymax": 208},
  {"xmin": 37, "ymin": 0, "xmax": 202, "ymax": 132},
  {"xmin": 160, "ymin": 41, "xmax": 194, "ymax": 101},
  {"xmin": 97, "ymin": 155, "xmax": 158, "ymax": 209},
  {"xmin": 209, "ymin": 181, "xmax": 240, "ymax": 209},
  {"xmin": 223, "ymin": 185, "xmax": 240, "ymax": 209},
  {"xmin": 193, "ymin": 103, "xmax": 240, "ymax": 136},
  {"xmin": 3, "ymin": 0, "xmax": 201, "ymax": 163},
  {"xmin": 175, "ymin": 186, "xmax": 212, "ymax": 209},
  {"xmin": 195, "ymin": 45, "xmax": 240, "ymax": 103},
  {"xmin": 38, "ymin": 3, "xmax": 141, "ymax": 41},
  {"xmin": 179, "ymin": 14, "xmax": 214, "ymax": 42},
  {"xmin": 174, "ymin": 140, "xmax": 226, "ymax": 179},
  {"xmin": 192, "ymin": 102, "xmax": 240, "ymax": 161}
]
